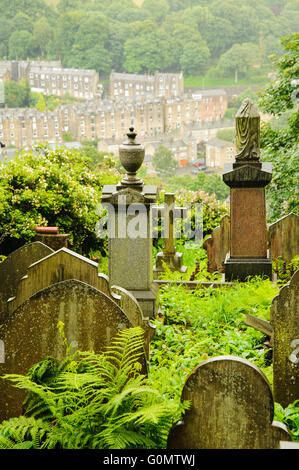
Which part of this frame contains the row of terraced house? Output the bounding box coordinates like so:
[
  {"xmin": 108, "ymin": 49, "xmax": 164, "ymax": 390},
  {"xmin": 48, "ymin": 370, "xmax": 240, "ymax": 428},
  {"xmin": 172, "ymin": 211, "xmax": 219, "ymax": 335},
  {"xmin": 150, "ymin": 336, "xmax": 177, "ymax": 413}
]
[{"xmin": 0, "ymin": 61, "xmax": 230, "ymax": 167}]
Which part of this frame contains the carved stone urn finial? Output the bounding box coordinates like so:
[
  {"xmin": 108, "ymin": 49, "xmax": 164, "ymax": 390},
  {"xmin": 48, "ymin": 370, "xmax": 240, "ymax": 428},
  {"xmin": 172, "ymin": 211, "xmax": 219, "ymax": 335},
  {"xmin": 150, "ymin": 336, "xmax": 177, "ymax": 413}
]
[
  {"xmin": 235, "ymin": 98, "xmax": 260, "ymax": 164},
  {"xmin": 118, "ymin": 127, "xmax": 145, "ymax": 190}
]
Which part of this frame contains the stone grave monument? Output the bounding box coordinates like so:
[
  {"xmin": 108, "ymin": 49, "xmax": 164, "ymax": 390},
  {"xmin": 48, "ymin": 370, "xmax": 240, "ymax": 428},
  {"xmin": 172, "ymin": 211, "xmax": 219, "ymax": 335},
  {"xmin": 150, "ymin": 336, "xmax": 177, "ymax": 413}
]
[
  {"xmin": 153, "ymin": 193, "xmax": 187, "ymax": 278},
  {"xmin": 0, "ymin": 279, "xmax": 147, "ymax": 422},
  {"xmin": 270, "ymin": 269, "xmax": 299, "ymax": 407},
  {"xmin": 168, "ymin": 356, "xmax": 291, "ymax": 449},
  {"xmin": 268, "ymin": 213, "xmax": 299, "ymax": 264},
  {"xmin": 5, "ymin": 247, "xmax": 153, "ymax": 351},
  {"xmin": 101, "ymin": 128, "xmax": 158, "ymax": 318},
  {"xmin": 0, "ymin": 242, "xmax": 54, "ymax": 324},
  {"xmin": 203, "ymin": 214, "xmax": 230, "ymax": 274},
  {"xmin": 223, "ymin": 99, "xmax": 272, "ymax": 281}
]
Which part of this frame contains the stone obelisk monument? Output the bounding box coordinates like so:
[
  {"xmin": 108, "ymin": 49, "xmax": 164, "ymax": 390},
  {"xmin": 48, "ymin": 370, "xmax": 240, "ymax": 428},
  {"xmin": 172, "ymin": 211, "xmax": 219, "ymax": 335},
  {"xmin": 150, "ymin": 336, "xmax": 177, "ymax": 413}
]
[
  {"xmin": 101, "ymin": 128, "xmax": 158, "ymax": 317},
  {"xmin": 222, "ymin": 99, "xmax": 272, "ymax": 281}
]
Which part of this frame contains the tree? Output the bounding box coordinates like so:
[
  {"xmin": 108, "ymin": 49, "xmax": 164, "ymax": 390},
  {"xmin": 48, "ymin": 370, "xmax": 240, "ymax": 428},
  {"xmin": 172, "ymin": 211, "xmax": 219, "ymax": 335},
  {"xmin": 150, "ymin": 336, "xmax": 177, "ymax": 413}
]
[
  {"xmin": 123, "ymin": 26, "xmax": 172, "ymax": 74},
  {"xmin": 11, "ymin": 12, "xmax": 33, "ymax": 33},
  {"xmin": 141, "ymin": 0, "xmax": 169, "ymax": 23},
  {"xmin": 33, "ymin": 17, "xmax": 53, "ymax": 57},
  {"xmin": 259, "ymin": 33, "xmax": 299, "ymax": 115},
  {"xmin": 259, "ymin": 33, "xmax": 299, "ymax": 220},
  {"xmin": 217, "ymin": 43, "xmax": 261, "ymax": 83},
  {"xmin": 0, "ymin": 145, "xmax": 119, "ymax": 256},
  {"xmin": 8, "ymin": 30, "xmax": 34, "ymax": 60},
  {"xmin": 0, "ymin": 16, "xmax": 12, "ymax": 58},
  {"xmin": 152, "ymin": 145, "xmax": 177, "ymax": 179},
  {"xmin": 55, "ymin": 10, "xmax": 86, "ymax": 63},
  {"xmin": 35, "ymin": 94, "xmax": 46, "ymax": 112},
  {"xmin": 3, "ymin": 79, "xmax": 31, "ymax": 108},
  {"xmin": 216, "ymin": 128, "xmax": 236, "ymax": 143},
  {"xmin": 179, "ymin": 41, "xmax": 210, "ymax": 75}
]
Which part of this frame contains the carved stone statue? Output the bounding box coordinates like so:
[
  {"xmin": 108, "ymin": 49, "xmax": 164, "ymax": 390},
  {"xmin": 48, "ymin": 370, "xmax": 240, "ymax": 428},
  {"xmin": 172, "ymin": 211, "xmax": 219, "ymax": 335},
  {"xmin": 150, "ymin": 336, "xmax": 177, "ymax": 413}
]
[{"xmin": 235, "ymin": 98, "xmax": 260, "ymax": 161}]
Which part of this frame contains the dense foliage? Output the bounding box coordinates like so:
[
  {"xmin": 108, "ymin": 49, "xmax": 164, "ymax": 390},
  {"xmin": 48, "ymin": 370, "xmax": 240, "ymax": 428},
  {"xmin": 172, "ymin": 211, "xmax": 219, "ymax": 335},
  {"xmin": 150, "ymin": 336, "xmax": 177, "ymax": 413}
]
[
  {"xmin": 0, "ymin": 327, "xmax": 185, "ymax": 449},
  {"xmin": 1, "ymin": 274, "xmax": 298, "ymax": 447},
  {"xmin": 166, "ymin": 172, "xmax": 230, "ymax": 202},
  {"xmin": 0, "ymin": 144, "xmax": 120, "ymax": 256},
  {"xmin": 0, "ymin": 0, "xmax": 297, "ymax": 77},
  {"xmin": 259, "ymin": 33, "xmax": 299, "ymax": 221}
]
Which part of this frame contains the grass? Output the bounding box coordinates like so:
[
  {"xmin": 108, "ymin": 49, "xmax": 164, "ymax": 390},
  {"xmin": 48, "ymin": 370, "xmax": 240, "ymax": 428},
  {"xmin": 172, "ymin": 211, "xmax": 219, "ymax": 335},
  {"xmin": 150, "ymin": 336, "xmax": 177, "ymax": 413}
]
[
  {"xmin": 148, "ymin": 277, "xmax": 280, "ymax": 424},
  {"xmin": 184, "ymin": 73, "xmax": 269, "ymax": 88}
]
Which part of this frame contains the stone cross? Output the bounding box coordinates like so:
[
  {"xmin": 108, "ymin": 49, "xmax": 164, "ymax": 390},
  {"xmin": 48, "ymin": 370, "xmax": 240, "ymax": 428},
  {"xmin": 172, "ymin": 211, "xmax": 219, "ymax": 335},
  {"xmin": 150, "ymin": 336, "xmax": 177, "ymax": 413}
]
[
  {"xmin": 270, "ymin": 270, "xmax": 299, "ymax": 408},
  {"xmin": 153, "ymin": 193, "xmax": 187, "ymax": 277},
  {"xmin": 168, "ymin": 356, "xmax": 291, "ymax": 449},
  {"xmin": 223, "ymin": 99, "xmax": 272, "ymax": 281}
]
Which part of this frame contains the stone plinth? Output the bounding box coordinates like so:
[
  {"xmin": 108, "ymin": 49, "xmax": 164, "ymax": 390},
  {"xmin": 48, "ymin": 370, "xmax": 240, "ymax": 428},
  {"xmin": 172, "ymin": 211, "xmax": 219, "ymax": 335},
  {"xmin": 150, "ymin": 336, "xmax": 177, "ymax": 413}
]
[
  {"xmin": 223, "ymin": 162, "xmax": 272, "ymax": 281},
  {"xmin": 101, "ymin": 185, "xmax": 158, "ymax": 318},
  {"xmin": 230, "ymin": 187, "xmax": 268, "ymax": 258}
]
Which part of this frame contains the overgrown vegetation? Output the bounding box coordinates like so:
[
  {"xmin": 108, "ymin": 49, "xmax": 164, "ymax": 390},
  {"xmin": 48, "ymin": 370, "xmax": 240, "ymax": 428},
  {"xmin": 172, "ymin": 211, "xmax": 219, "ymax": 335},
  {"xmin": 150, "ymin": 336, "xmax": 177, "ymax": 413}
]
[
  {"xmin": 0, "ymin": 326, "xmax": 187, "ymax": 449},
  {"xmin": 259, "ymin": 33, "xmax": 299, "ymax": 221},
  {"xmin": 1, "ymin": 272, "xmax": 298, "ymax": 447},
  {"xmin": 0, "ymin": 144, "xmax": 121, "ymax": 256},
  {"xmin": 0, "ymin": 0, "xmax": 297, "ymax": 78}
]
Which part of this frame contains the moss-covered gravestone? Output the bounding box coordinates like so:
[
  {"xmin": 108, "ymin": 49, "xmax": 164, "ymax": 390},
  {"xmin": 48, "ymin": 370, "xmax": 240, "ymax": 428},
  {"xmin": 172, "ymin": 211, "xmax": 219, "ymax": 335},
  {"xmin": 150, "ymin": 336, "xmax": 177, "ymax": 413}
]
[
  {"xmin": 0, "ymin": 242, "xmax": 54, "ymax": 324},
  {"xmin": 168, "ymin": 356, "xmax": 291, "ymax": 449},
  {"xmin": 270, "ymin": 270, "xmax": 299, "ymax": 408},
  {"xmin": 0, "ymin": 279, "xmax": 147, "ymax": 422},
  {"xmin": 268, "ymin": 213, "xmax": 299, "ymax": 264},
  {"xmin": 203, "ymin": 214, "xmax": 230, "ymax": 274}
]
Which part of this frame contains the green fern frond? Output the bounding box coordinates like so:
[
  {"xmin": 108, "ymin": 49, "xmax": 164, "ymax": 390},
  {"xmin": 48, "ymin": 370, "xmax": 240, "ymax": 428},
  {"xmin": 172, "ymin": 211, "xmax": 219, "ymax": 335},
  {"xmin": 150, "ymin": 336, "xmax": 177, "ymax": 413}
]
[{"xmin": 0, "ymin": 327, "xmax": 178, "ymax": 449}]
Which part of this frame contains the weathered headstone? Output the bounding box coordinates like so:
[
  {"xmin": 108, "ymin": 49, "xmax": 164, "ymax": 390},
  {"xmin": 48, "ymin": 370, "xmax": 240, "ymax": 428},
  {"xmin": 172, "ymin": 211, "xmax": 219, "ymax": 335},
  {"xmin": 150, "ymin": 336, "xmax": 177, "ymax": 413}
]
[
  {"xmin": 223, "ymin": 99, "xmax": 272, "ymax": 281},
  {"xmin": 101, "ymin": 128, "xmax": 158, "ymax": 318},
  {"xmin": 0, "ymin": 242, "xmax": 54, "ymax": 324},
  {"xmin": 7, "ymin": 247, "xmax": 113, "ymax": 314},
  {"xmin": 168, "ymin": 356, "xmax": 291, "ymax": 449},
  {"xmin": 268, "ymin": 213, "xmax": 299, "ymax": 264},
  {"xmin": 6, "ymin": 247, "xmax": 151, "ymax": 344},
  {"xmin": 153, "ymin": 193, "xmax": 187, "ymax": 278},
  {"xmin": 203, "ymin": 215, "xmax": 230, "ymax": 273},
  {"xmin": 0, "ymin": 279, "xmax": 146, "ymax": 422},
  {"xmin": 270, "ymin": 270, "xmax": 299, "ymax": 408}
]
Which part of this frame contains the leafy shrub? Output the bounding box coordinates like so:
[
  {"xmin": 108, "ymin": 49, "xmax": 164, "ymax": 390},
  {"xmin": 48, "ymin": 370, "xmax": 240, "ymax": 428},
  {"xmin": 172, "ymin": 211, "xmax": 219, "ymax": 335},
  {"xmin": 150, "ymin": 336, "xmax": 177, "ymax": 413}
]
[
  {"xmin": 171, "ymin": 188, "xmax": 229, "ymax": 237},
  {"xmin": 273, "ymin": 256, "xmax": 299, "ymax": 285},
  {"xmin": 0, "ymin": 144, "xmax": 120, "ymax": 256},
  {"xmin": 0, "ymin": 327, "xmax": 187, "ymax": 449},
  {"xmin": 274, "ymin": 400, "xmax": 299, "ymax": 442}
]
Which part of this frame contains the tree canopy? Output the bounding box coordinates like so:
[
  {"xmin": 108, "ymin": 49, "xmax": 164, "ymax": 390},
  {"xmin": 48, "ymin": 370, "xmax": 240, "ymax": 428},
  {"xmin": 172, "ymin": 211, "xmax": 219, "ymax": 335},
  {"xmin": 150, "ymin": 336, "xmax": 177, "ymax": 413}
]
[{"xmin": 0, "ymin": 0, "xmax": 296, "ymax": 76}]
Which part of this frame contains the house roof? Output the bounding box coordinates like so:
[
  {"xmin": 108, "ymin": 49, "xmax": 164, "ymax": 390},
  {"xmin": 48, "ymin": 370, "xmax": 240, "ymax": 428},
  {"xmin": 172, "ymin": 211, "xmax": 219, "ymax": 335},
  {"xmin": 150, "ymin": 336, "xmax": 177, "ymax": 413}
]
[{"xmin": 206, "ymin": 138, "xmax": 234, "ymax": 148}]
